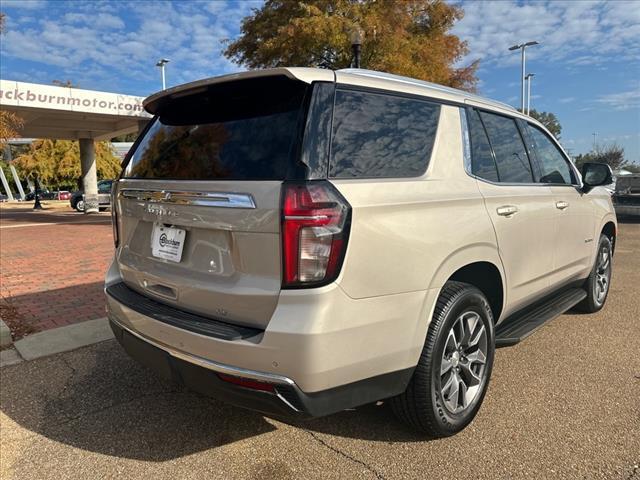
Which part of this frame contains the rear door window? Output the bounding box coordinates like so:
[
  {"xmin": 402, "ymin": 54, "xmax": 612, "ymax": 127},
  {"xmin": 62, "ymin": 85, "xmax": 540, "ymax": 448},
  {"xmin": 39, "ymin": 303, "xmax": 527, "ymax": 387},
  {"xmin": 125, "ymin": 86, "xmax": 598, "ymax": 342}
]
[
  {"xmin": 468, "ymin": 109, "xmax": 499, "ymax": 182},
  {"xmin": 479, "ymin": 111, "xmax": 534, "ymax": 183},
  {"xmin": 123, "ymin": 77, "xmax": 308, "ymax": 180},
  {"xmin": 527, "ymin": 124, "xmax": 575, "ymax": 184},
  {"xmin": 329, "ymin": 90, "xmax": 440, "ymax": 178}
]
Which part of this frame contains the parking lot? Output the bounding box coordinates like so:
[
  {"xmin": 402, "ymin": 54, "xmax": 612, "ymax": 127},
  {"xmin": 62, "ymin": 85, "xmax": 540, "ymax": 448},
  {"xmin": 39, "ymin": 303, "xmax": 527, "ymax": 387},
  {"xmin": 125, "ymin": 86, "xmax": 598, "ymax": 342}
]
[{"xmin": 0, "ymin": 221, "xmax": 638, "ymax": 479}]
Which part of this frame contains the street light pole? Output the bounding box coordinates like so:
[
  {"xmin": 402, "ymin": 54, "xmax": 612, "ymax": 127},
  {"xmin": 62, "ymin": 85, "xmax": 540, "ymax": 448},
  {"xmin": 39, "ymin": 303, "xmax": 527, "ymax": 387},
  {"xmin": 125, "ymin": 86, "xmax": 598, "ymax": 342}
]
[
  {"xmin": 525, "ymin": 73, "xmax": 535, "ymax": 115},
  {"xmin": 155, "ymin": 58, "xmax": 170, "ymax": 90},
  {"xmin": 509, "ymin": 41, "xmax": 539, "ymax": 113}
]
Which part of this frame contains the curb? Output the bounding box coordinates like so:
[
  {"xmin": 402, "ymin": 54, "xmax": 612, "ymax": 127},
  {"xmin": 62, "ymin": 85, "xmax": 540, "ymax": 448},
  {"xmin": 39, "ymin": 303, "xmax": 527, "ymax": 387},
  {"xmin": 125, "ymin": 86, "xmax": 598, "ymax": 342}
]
[
  {"xmin": 8, "ymin": 317, "xmax": 114, "ymax": 363},
  {"xmin": 0, "ymin": 318, "xmax": 13, "ymax": 348},
  {"xmin": 0, "ymin": 348, "xmax": 23, "ymax": 367}
]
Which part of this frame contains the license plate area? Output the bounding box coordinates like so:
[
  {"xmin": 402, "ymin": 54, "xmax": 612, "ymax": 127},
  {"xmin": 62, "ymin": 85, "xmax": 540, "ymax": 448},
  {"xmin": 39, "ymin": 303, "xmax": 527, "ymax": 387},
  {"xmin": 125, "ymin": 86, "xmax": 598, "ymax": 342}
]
[{"xmin": 151, "ymin": 223, "xmax": 186, "ymax": 263}]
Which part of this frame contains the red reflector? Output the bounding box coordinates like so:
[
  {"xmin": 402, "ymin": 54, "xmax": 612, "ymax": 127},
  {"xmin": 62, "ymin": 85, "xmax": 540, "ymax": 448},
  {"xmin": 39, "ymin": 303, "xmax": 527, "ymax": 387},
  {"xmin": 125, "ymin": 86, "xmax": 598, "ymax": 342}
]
[{"xmin": 217, "ymin": 373, "xmax": 275, "ymax": 392}]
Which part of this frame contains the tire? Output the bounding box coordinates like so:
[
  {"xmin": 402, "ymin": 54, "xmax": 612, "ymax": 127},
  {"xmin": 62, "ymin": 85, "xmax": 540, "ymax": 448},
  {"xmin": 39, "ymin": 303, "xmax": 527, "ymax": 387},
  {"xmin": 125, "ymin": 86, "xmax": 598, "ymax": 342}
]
[
  {"xmin": 575, "ymin": 234, "xmax": 612, "ymax": 313},
  {"xmin": 75, "ymin": 199, "xmax": 85, "ymax": 212},
  {"xmin": 391, "ymin": 281, "xmax": 495, "ymax": 437}
]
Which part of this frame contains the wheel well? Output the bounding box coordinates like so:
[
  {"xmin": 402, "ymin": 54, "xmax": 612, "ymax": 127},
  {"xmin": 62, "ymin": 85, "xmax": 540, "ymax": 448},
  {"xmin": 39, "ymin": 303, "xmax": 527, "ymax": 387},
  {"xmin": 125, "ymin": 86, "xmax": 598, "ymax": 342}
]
[
  {"xmin": 602, "ymin": 222, "xmax": 616, "ymax": 253},
  {"xmin": 449, "ymin": 262, "xmax": 503, "ymax": 322}
]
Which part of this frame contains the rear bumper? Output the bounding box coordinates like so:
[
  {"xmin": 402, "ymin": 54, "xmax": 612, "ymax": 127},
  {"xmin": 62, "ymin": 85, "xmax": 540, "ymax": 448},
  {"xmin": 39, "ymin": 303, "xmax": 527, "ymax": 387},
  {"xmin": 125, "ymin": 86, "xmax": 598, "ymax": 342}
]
[
  {"xmin": 109, "ymin": 316, "xmax": 413, "ymax": 418},
  {"xmin": 105, "ymin": 258, "xmax": 438, "ymax": 416}
]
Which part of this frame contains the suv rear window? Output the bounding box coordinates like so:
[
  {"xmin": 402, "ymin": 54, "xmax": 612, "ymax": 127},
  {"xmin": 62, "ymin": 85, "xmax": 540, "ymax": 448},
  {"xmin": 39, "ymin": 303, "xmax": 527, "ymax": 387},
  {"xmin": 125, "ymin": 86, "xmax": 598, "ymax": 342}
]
[
  {"xmin": 123, "ymin": 77, "xmax": 308, "ymax": 180},
  {"xmin": 329, "ymin": 90, "xmax": 440, "ymax": 178}
]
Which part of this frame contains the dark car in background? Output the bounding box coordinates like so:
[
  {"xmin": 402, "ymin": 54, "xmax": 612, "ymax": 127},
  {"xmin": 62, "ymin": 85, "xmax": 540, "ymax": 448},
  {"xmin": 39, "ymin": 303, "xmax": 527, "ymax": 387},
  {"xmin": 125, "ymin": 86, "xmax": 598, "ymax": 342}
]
[
  {"xmin": 613, "ymin": 174, "xmax": 640, "ymax": 217},
  {"xmin": 25, "ymin": 189, "xmax": 55, "ymax": 201},
  {"xmin": 70, "ymin": 179, "xmax": 113, "ymax": 212}
]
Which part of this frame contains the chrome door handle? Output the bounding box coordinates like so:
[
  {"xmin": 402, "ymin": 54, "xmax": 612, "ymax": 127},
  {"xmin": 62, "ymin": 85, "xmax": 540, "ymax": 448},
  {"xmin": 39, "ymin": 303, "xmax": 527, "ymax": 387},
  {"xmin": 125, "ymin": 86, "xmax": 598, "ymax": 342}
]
[
  {"xmin": 496, "ymin": 205, "xmax": 518, "ymax": 217},
  {"xmin": 556, "ymin": 201, "xmax": 569, "ymax": 210}
]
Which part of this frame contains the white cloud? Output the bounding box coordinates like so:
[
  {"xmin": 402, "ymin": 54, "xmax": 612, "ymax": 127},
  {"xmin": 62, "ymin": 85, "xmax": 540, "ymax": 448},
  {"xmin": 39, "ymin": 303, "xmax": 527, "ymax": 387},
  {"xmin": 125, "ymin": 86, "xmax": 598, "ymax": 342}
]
[
  {"xmin": 0, "ymin": 0, "xmax": 258, "ymax": 93},
  {"xmin": 559, "ymin": 97, "xmax": 576, "ymax": 104},
  {"xmin": 1, "ymin": 0, "xmax": 47, "ymax": 10},
  {"xmin": 596, "ymin": 89, "xmax": 640, "ymax": 111},
  {"xmin": 452, "ymin": 0, "xmax": 640, "ymax": 68}
]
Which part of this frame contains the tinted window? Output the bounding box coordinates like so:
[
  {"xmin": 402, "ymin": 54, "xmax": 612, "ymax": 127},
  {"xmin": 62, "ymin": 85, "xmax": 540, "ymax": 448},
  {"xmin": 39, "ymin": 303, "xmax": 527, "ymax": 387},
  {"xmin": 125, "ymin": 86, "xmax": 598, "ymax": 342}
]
[
  {"xmin": 468, "ymin": 110, "xmax": 499, "ymax": 182},
  {"xmin": 480, "ymin": 111, "xmax": 533, "ymax": 183},
  {"xmin": 330, "ymin": 90, "xmax": 440, "ymax": 178},
  {"xmin": 528, "ymin": 124, "xmax": 574, "ymax": 184},
  {"xmin": 124, "ymin": 77, "xmax": 308, "ymax": 180}
]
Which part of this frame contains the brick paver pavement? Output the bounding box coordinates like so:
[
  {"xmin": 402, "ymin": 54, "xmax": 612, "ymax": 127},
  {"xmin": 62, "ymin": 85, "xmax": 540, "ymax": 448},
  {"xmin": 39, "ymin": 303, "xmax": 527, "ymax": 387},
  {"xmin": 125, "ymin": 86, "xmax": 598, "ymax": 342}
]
[{"xmin": 0, "ymin": 208, "xmax": 114, "ymax": 334}]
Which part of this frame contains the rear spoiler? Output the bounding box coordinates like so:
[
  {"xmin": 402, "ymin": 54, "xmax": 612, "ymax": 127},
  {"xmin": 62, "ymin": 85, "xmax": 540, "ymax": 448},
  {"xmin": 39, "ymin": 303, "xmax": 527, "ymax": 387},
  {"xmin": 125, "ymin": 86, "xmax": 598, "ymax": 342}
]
[{"xmin": 143, "ymin": 68, "xmax": 334, "ymax": 115}]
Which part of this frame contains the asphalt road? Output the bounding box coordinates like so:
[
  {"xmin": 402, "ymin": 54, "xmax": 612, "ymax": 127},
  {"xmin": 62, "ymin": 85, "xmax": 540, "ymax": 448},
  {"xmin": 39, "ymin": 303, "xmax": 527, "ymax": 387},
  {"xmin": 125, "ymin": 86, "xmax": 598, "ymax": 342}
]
[{"xmin": 1, "ymin": 222, "xmax": 638, "ymax": 480}]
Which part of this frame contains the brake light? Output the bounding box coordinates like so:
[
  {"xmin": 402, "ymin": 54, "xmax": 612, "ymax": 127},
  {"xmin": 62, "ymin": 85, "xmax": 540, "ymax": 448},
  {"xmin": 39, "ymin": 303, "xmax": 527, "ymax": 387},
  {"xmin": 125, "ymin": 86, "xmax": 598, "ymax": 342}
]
[{"xmin": 282, "ymin": 181, "xmax": 351, "ymax": 288}]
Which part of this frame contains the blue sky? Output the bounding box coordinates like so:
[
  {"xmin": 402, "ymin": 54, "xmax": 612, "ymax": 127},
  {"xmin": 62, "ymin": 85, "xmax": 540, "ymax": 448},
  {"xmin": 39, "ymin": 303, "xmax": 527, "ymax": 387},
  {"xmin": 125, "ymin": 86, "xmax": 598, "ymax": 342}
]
[{"xmin": 1, "ymin": 0, "xmax": 639, "ymax": 161}]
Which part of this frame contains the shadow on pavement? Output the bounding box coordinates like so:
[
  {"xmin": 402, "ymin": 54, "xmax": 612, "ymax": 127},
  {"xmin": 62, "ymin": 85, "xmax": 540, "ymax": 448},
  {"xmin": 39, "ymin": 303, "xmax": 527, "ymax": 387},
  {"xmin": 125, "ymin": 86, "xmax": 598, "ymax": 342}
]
[
  {"xmin": 1, "ymin": 341, "xmax": 276, "ymax": 460},
  {"xmin": 0, "ymin": 340, "xmax": 425, "ymax": 461}
]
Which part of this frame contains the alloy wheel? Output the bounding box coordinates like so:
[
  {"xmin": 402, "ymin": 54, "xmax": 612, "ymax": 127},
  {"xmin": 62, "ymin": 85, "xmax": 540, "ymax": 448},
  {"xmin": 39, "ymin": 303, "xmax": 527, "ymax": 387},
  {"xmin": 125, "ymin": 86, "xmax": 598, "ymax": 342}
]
[
  {"xmin": 440, "ymin": 311, "xmax": 488, "ymax": 414},
  {"xmin": 594, "ymin": 243, "xmax": 611, "ymax": 305}
]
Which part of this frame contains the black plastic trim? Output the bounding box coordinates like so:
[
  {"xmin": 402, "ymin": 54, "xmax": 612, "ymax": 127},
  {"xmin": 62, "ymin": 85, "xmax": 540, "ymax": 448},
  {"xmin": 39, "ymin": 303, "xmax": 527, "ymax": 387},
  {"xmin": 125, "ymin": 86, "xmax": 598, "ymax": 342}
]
[
  {"xmin": 106, "ymin": 282, "xmax": 262, "ymax": 341},
  {"xmin": 495, "ymin": 283, "xmax": 587, "ymax": 347},
  {"xmin": 110, "ymin": 318, "xmax": 414, "ymax": 418}
]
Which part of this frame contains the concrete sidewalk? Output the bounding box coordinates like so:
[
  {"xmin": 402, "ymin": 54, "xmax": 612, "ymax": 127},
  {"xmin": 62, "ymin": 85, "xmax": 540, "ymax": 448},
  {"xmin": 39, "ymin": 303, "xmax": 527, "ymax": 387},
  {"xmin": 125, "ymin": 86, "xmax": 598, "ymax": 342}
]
[{"xmin": 1, "ymin": 318, "xmax": 113, "ymax": 367}]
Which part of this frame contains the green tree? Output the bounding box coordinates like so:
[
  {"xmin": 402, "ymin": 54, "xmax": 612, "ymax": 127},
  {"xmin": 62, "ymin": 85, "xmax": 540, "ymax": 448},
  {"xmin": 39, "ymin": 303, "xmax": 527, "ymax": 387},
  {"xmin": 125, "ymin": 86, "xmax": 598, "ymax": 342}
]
[
  {"xmin": 529, "ymin": 109, "xmax": 562, "ymax": 139},
  {"xmin": 574, "ymin": 144, "xmax": 627, "ymax": 172},
  {"xmin": 13, "ymin": 140, "xmax": 121, "ymax": 189},
  {"xmin": 224, "ymin": 0, "xmax": 478, "ymax": 91}
]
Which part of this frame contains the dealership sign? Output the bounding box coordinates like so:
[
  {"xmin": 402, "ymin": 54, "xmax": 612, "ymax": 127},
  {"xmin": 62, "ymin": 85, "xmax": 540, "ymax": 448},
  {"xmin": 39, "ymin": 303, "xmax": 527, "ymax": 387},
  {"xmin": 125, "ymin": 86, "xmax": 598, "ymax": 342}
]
[{"xmin": 0, "ymin": 79, "xmax": 149, "ymax": 118}]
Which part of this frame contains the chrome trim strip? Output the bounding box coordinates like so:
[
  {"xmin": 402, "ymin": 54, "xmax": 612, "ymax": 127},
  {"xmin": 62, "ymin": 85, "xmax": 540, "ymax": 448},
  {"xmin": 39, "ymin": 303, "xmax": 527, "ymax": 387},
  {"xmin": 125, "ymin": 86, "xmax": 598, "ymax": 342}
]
[
  {"xmin": 119, "ymin": 189, "xmax": 256, "ymax": 209},
  {"xmin": 109, "ymin": 315, "xmax": 296, "ymax": 387},
  {"xmin": 275, "ymin": 393, "xmax": 301, "ymax": 412},
  {"xmin": 459, "ymin": 107, "xmax": 472, "ymax": 174}
]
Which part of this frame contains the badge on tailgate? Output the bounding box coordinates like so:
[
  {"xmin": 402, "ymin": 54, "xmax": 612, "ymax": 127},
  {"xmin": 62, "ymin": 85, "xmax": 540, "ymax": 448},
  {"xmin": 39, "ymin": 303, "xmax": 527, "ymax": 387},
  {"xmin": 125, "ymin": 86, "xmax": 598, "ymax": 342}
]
[{"xmin": 151, "ymin": 223, "xmax": 186, "ymax": 262}]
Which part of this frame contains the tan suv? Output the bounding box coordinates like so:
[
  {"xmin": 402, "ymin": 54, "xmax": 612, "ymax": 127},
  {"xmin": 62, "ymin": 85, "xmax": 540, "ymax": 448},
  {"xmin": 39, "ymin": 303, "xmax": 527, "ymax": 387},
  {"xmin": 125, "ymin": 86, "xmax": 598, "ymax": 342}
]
[{"xmin": 106, "ymin": 68, "xmax": 617, "ymax": 437}]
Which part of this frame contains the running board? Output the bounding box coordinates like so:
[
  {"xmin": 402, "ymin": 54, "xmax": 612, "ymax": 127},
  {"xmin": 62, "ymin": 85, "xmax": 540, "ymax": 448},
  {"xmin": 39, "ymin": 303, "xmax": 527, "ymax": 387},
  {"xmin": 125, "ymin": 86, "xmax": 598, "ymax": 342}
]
[{"xmin": 495, "ymin": 288, "xmax": 587, "ymax": 347}]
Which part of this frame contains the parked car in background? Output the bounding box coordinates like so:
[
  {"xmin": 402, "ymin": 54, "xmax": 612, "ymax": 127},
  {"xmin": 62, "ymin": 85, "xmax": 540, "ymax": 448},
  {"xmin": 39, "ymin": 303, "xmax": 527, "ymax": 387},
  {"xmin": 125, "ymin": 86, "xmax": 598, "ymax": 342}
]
[
  {"xmin": 25, "ymin": 189, "xmax": 55, "ymax": 201},
  {"xmin": 70, "ymin": 180, "xmax": 113, "ymax": 211},
  {"xmin": 50, "ymin": 190, "xmax": 72, "ymax": 200},
  {"xmin": 106, "ymin": 68, "xmax": 617, "ymax": 438},
  {"xmin": 613, "ymin": 174, "xmax": 640, "ymax": 217}
]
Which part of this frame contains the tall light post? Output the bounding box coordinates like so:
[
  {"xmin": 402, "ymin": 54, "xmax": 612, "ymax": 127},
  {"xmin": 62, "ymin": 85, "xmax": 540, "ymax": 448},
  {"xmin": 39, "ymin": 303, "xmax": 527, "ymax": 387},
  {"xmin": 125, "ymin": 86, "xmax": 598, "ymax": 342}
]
[
  {"xmin": 156, "ymin": 58, "xmax": 170, "ymax": 90},
  {"xmin": 525, "ymin": 73, "xmax": 535, "ymax": 116},
  {"xmin": 509, "ymin": 41, "xmax": 539, "ymax": 113},
  {"xmin": 351, "ymin": 28, "xmax": 363, "ymax": 69}
]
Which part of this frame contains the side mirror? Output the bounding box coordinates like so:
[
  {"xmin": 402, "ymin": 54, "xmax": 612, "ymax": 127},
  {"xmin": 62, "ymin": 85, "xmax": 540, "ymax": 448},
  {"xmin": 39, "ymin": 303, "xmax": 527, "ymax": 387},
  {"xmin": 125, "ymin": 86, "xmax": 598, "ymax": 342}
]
[{"xmin": 581, "ymin": 163, "xmax": 613, "ymax": 192}]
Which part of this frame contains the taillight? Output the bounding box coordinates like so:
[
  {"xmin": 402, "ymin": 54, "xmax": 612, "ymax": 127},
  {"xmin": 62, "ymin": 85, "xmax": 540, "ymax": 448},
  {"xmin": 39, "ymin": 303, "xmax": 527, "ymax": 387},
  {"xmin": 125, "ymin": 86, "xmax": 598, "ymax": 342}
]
[
  {"xmin": 111, "ymin": 182, "xmax": 119, "ymax": 248},
  {"xmin": 282, "ymin": 181, "xmax": 351, "ymax": 288}
]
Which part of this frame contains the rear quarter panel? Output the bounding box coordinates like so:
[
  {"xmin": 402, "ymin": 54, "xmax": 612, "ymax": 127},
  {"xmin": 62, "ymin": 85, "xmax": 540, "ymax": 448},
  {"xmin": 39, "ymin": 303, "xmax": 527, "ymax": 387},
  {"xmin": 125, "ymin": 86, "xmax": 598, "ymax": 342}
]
[{"xmin": 331, "ymin": 106, "xmax": 503, "ymax": 300}]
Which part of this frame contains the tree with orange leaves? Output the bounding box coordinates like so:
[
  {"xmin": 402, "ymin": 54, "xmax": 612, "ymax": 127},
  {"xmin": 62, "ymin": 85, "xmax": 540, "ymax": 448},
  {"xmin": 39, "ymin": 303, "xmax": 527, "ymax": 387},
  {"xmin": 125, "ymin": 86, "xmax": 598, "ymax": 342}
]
[
  {"xmin": 224, "ymin": 0, "xmax": 478, "ymax": 92},
  {"xmin": 0, "ymin": 12, "xmax": 25, "ymax": 145}
]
